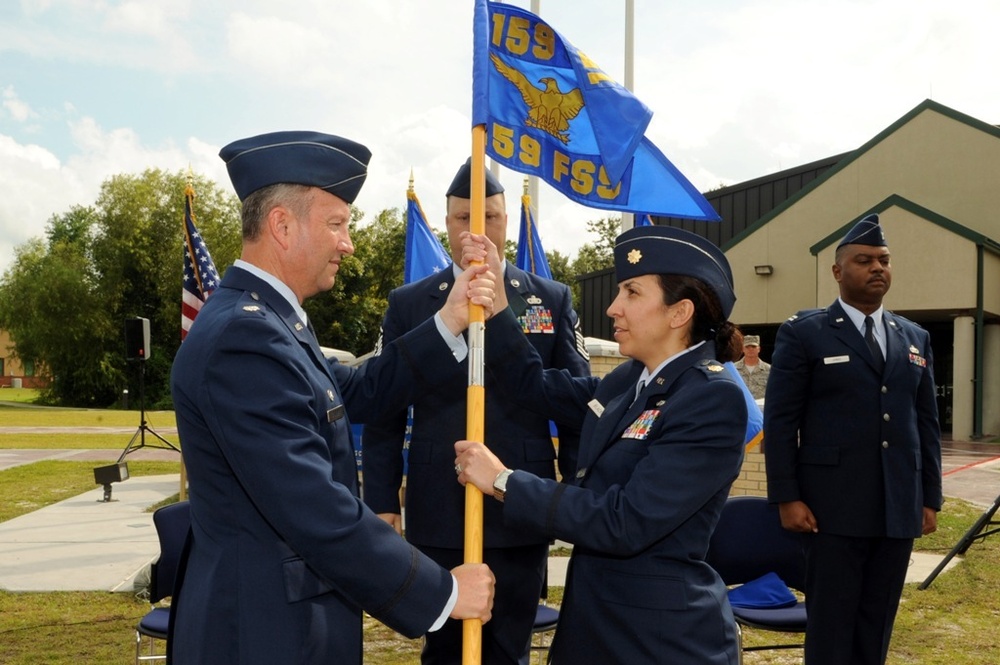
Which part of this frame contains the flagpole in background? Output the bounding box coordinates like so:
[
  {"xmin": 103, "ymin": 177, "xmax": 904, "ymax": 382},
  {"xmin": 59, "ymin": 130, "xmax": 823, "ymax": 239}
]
[
  {"xmin": 621, "ymin": 0, "xmax": 636, "ymax": 231},
  {"xmin": 528, "ymin": 0, "xmax": 541, "ymax": 225}
]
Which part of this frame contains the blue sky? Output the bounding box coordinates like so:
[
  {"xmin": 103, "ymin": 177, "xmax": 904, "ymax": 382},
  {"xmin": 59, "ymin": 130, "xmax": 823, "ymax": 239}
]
[{"xmin": 2, "ymin": 0, "xmax": 998, "ymax": 275}]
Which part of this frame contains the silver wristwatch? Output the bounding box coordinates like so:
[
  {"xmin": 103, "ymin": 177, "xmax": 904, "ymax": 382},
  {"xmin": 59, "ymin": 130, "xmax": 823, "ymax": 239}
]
[{"xmin": 492, "ymin": 469, "xmax": 513, "ymax": 502}]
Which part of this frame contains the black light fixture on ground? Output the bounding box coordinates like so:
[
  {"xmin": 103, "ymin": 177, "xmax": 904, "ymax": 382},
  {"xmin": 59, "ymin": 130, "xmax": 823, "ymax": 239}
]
[{"xmin": 94, "ymin": 462, "xmax": 130, "ymax": 502}]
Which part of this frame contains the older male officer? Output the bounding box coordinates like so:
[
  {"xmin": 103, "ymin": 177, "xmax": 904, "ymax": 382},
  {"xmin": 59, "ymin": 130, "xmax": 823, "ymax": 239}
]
[
  {"xmin": 764, "ymin": 213, "xmax": 942, "ymax": 665},
  {"xmin": 169, "ymin": 131, "xmax": 496, "ymax": 664},
  {"xmin": 362, "ymin": 159, "xmax": 590, "ymax": 665}
]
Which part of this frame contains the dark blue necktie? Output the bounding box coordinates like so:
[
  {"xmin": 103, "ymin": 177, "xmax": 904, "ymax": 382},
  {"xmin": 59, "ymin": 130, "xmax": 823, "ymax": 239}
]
[{"xmin": 865, "ymin": 316, "xmax": 884, "ymax": 374}]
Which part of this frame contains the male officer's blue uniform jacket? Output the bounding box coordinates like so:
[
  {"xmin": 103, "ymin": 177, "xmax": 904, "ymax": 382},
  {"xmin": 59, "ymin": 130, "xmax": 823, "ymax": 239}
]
[
  {"xmin": 362, "ymin": 263, "xmax": 590, "ymax": 549},
  {"xmin": 478, "ymin": 308, "xmax": 745, "ymax": 664},
  {"xmin": 764, "ymin": 301, "xmax": 942, "ymax": 538},
  {"xmin": 169, "ymin": 267, "xmax": 462, "ymax": 665}
]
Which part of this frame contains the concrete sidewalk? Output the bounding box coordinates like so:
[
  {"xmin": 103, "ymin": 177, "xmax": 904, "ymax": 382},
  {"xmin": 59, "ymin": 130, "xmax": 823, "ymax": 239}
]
[
  {"xmin": 1, "ymin": 441, "xmax": 996, "ymax": 593},
  {"xmin": 0, "ymin": 474, "xmax": 180, "ymax": 592}
]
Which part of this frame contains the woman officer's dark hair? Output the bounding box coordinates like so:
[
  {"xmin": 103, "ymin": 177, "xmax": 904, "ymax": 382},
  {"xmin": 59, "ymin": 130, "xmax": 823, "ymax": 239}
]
[{"xmin": 657, "ymin": 274, "xmax": 743, "ymax": 363}]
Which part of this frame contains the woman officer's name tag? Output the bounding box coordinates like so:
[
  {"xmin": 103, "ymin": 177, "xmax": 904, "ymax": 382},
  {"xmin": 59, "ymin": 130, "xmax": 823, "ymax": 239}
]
[{"xmin": 823, "ymin": 355, "xmax": 850, "ymax": 365}]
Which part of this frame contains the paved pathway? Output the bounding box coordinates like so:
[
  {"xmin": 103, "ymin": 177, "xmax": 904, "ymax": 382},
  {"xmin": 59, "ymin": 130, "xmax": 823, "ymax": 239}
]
[{"xmin": 0, "ymin": 441, "xmax": 995, "ymax": 592}]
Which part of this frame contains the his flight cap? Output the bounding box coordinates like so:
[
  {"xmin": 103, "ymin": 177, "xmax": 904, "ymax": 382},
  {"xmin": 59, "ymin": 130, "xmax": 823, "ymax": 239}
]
[
  {"xmin": 837, "ymin": 213, "xmax": 887, "ymax": 249},
  {"xmin": 219, "ymin": 131, "xmax": 371, "ymax": 203},
  {"xmin": 446, "ymin": 158, "xmax": 505, "ymax": 198},
  {"xmin": 743, "ymin": 335, "xmax": 761, "ymax": 347},
  {"xmin": 614, "ymin": 225, "xmax": 737, "ymax": 319}
]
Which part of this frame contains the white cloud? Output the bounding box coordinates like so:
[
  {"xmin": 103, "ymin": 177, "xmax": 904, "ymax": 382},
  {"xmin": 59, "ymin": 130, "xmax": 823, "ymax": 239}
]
[{"xmin": 2, "ymin": 87, "xmax": 36, "ymax": 123}]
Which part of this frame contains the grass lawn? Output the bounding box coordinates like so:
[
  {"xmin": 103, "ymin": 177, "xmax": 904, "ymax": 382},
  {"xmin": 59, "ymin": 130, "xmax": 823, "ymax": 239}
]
[
  {"xmin": 2, "ymin": 394, "xmax": 998, "ymax": 663},
  {"xmin": 0, "ymin": 389, "xmax": 177, "ymax": 449}
]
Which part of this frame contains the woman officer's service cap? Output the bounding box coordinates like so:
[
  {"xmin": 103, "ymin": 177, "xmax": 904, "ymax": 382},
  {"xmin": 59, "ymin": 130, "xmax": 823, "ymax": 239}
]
[
  {"xmin": 219, "ymin": 131, "xmax": 371, "ymax": 203},
  {"xmin": 614, "ymin": 225, "xmax": 736, "ymax": 319}
]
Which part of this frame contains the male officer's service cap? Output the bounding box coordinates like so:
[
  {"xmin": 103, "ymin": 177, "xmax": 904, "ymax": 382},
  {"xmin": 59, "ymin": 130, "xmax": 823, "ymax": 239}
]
[
  {"xmin": 837, "ymin": 213, "xmax": 887, "ymax": 249},
  {"xmin": 446, "ymin": 158, "xmax": 505, "ymax": 198},
  {"xmin": 614, "ymin": 225, "xmax": 737, "ymax": 319},
  {"xmin": 219, "ymin": 131, "xmax": 371, "ymax": 203},
  {"xmin": 744, "ymin": 335, "xmax": 760, "ymax": 346}
]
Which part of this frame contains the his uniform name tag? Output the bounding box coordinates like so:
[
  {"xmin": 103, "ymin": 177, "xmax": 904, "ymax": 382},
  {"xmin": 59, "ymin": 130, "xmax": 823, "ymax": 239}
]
[
  {"xmin": 327, "ymin": 404, "xmax": 345, "ymax": 423},
  {"xmin": 588, "ymin": 399, "xmax": 605, "ymax": 417},
  {"xmin": 823, "ymin": 355, "xmax": 850, "ymax": 365}
]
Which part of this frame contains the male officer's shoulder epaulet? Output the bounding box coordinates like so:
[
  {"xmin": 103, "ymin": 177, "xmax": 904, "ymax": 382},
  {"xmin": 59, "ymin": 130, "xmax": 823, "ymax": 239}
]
[
  {"xmin": 694, "ymin": 358, "xmax": 729, "ymax": 379},
  {"xmin": 236, "ymin": 290, "xmax": 268, "ymax": 317},
  {"xmin": 885, "ymin": 310, "xmax": 918, "ymax": 327},
  {"xmin": 782, "ymin": 308, "xmax": 825, "ymax": 326}
]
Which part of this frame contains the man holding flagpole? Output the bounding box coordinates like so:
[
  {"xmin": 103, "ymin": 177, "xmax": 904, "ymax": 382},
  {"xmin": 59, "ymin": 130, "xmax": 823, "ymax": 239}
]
[
  {"xmin": 363, "ymin": 159, "xmax": 590, "ymax": 665},
  {"xmin": 169, "ymin": 131, "xmax": 498, "ymax": 664}
]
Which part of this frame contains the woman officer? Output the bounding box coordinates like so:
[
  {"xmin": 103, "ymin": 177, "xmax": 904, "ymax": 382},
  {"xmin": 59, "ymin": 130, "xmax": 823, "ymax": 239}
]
[{"xmin": 456, "ymin": 225, "xmax": 746, "ymax": 665}]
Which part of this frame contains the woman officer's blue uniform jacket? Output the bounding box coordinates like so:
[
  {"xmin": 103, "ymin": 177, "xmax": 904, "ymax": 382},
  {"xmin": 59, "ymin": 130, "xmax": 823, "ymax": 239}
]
[
  {"xmin": 169, "ymin": 266, "xmax": 463, "ymax": 664},
  {"xmin": 484, "ymin": 308, "xmax": 746, "ymax": 665}
]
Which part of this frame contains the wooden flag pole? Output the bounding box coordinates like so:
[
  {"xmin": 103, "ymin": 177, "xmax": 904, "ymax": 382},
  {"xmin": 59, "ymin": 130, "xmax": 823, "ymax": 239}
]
[{"xmin": 462, "ymin": 125, "xmax": 488, "ymax": 665}]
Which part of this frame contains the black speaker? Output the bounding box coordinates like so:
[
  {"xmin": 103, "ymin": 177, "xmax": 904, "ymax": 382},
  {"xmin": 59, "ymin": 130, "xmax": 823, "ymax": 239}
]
[{"xmin": 124, "ymin": 317, "xmax": 151, "ymax": 361}]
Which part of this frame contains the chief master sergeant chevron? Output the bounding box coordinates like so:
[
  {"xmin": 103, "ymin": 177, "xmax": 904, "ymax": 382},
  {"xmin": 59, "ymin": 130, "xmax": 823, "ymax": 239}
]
[
  {"xmin": 168, "ymin": 131, "xmax": 496, "ymax": 664},
  {"xmin": 362, "ymin": 159, "xmax": 591, "ymax": 665},
  {"xmin": 763, "ymin": 213, "xmax": 942, "ymax": 665}
]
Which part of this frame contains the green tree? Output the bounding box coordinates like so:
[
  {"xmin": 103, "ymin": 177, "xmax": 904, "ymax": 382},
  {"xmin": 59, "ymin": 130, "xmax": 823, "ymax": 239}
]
[
  {"xmin": 570, "ymin": 216, "xmax": 620, "ymax": 277},
  {"xmin": 0, "ymin": 211, "xmax": 118, "ymax": 406},
  {"xmin": 0, "ymin": 170, "xmax": 241, "ymax": 407},
  {"xmin": 546, "ymin": 249, "xmax": 573, "ymax": 287}
]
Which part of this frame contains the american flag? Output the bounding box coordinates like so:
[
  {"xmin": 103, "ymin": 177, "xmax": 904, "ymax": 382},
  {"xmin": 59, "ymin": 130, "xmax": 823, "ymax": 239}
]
[{"xmin": 181, "ymin": 184, "xmax": 220, "ymax": 340}]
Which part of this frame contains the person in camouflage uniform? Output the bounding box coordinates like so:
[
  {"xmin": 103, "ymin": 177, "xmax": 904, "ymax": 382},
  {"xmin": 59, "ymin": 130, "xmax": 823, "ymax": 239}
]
[{"xmin": 734, "ymin": 334, "xmax": 770, "ymax": 399}]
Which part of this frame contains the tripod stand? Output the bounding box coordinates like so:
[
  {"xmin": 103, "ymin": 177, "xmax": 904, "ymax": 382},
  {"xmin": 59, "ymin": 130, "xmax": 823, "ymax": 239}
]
[
  {"xmin": 919, "ymin": 491, "xmax": 1000, "ymax": 589},
  {"xmin": 117, "ymin": 360, "xmax": 180, "ymax": 463}
]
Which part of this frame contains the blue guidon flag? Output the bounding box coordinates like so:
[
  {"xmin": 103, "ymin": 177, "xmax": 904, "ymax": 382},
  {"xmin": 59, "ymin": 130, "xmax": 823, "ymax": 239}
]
[
  {"xmin": 473, "ymin": 0, "xmax": 720, "ymax": 221},
  {"xmin": 404, "ymin": 185, "xmax": 451, "ymax": 284},
  {"xmin": 515, "ymin": 189, "xmax": 552, "ymax": 279}
]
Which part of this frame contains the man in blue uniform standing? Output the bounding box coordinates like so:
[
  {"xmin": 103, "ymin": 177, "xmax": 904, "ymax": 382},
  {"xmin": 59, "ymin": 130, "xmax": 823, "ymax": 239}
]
[
  {"xmin": 362, "ymin": 160, "xmax": 591, "ymax": 665},
  {"xmin": 764, "ymin": 213, "xmax": 942, "ymax": 665},
  {"xmin": 169, "ymin": 132, "xmax": 496, "ymax": 664}
]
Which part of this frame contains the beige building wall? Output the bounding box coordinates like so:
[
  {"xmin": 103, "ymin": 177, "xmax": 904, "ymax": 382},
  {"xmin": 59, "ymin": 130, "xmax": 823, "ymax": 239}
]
[
  {"xmin": 728, "ymin": 105, "xmax": 1000, "ymax": 324},
  {"xmin": 0, "ymin": 329, "xmax": 30, "ymax": 387}
]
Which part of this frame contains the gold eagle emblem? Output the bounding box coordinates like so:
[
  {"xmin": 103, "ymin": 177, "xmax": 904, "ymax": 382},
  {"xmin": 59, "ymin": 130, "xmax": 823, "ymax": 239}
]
[{"xmin": 490, "ymin": 52, "xmax": 584, "ymax": 144}]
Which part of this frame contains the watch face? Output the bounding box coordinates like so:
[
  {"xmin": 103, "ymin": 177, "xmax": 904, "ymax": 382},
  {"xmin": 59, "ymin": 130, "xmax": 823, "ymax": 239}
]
[{"xmin": 493, "ymin": 469, "xmax": 512, "ymax": 501}]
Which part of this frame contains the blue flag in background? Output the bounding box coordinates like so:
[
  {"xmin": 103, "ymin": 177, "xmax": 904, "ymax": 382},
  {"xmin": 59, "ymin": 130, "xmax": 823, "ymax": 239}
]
[
  {"xmin": 472, "ymin": 0, "xmax": 720, "ymax": 221},
  {"xmin": 404, "ymin": 188, "xmax": 450, "ymax": 284},
  {"xmin": 635, "ymin": 213, "xmax": 654, "ymax": 227},
  {"xmin": 515, "ymin": 190, "xmax": 553, "ymax": 279},
  {"xmin": 724, "ymin": 361, "xmax": 765, "ymax": 449}
]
